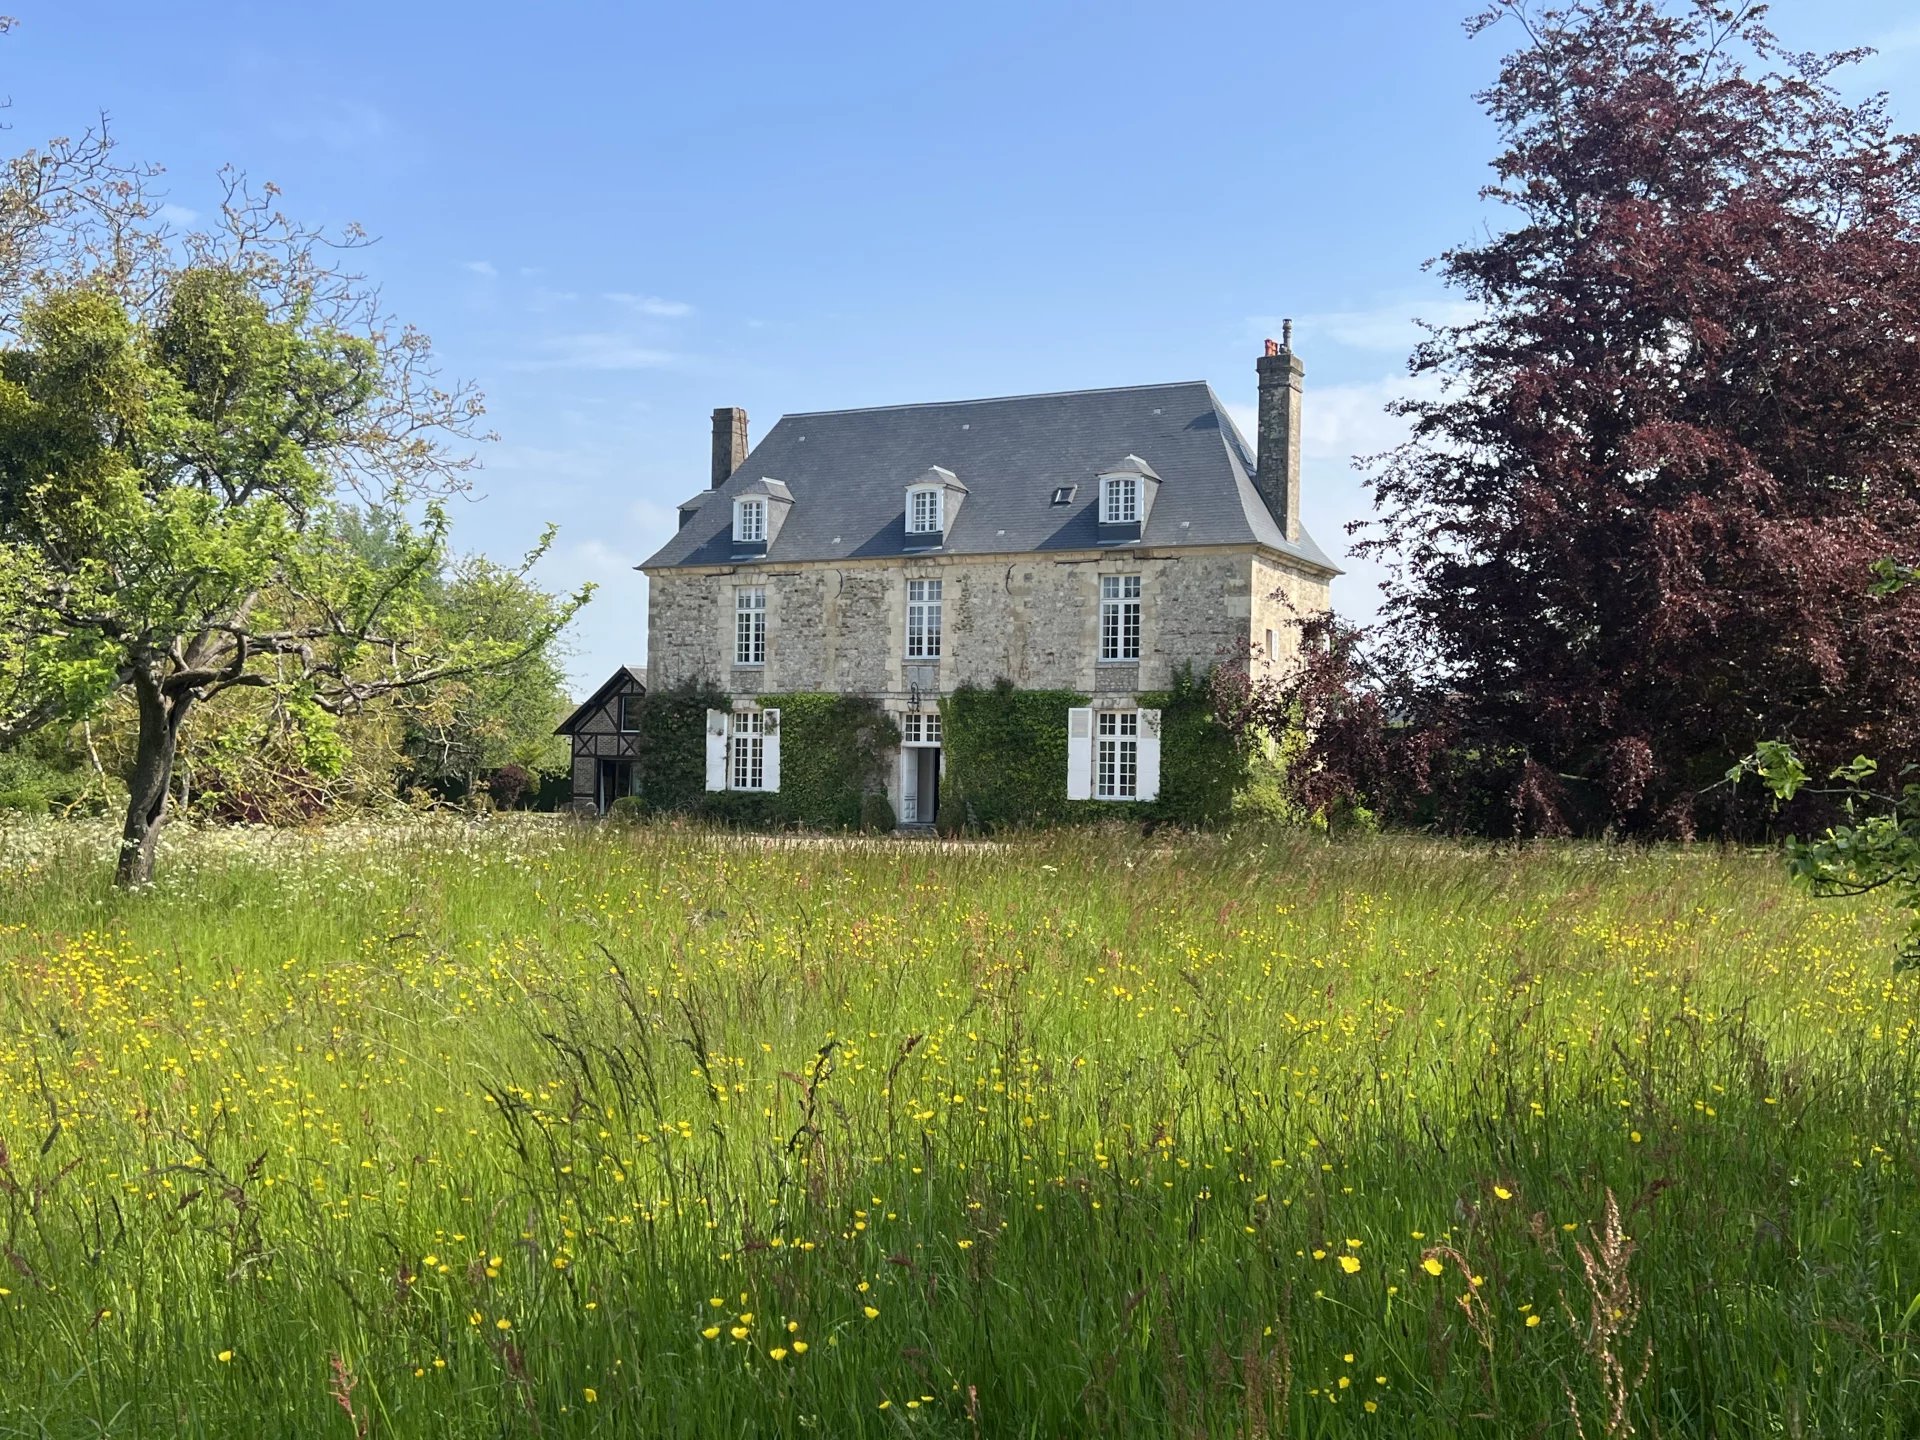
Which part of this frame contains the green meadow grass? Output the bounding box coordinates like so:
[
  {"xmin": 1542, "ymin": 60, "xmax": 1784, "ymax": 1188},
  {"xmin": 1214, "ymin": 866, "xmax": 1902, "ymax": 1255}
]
[{"xmin": 0, "ymin": 817, "xmax": 1914, "ymax": 1437}]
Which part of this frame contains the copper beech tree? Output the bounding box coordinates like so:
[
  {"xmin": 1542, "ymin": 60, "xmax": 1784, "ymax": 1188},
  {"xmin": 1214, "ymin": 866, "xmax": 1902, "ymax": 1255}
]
[{"xmin": 1263, "ymin": 0, "xmax": 1920, "ymax": 837}]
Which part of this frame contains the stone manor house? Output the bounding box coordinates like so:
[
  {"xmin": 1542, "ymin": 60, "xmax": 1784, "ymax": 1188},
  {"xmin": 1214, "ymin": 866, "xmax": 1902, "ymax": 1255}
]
[{"xmin": 558, "ymin": 336, "xmax": 1338, "ymax": 825}]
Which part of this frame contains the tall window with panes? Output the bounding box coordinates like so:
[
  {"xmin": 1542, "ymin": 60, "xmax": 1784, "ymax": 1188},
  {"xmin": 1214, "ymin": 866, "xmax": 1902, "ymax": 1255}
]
[
  {"xmin": 735, "ymin": 586, "xmax": 766, "ymax": 666},
  {"xmin": 908, "ymin": 487, "xmax": 943, "ymax": 534},
  {"xmin": 1101, "ymin": 475, "xmax": 1139, "ymax": 524},
  {"xmin": 1099, "ymin": 574, "xmax": 1142, "ymax": 661},
  {"xmin": 734, "ymin": 498, "xmax": 766, "ymax": 543},
  {"xmin": 730, "ymin": 710, "xmax": 766, "ymax": 790},
  {"xmin": 906, "ymin": 579, "xmax": 942, "ymax": 658},
  {"xmin": 1096, "ymin": 710, "xmax": 1140, "ymax": 799}
]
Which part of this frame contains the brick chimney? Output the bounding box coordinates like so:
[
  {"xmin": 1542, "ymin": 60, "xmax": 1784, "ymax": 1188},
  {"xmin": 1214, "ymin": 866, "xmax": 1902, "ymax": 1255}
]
[
  {"xmin": 1254, "ymin": 323, "xmax": 1303, "ymax": 543},
  {"xmin": 711, "ymin": 406, "xmax": 748, "ymax": 489}
]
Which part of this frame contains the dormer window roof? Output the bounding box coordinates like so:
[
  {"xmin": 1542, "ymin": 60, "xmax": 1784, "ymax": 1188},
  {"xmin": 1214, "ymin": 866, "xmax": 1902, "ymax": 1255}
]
[
  {"xmin": 729, "ymin": 477, "xmax": 794, "ymax": 554},
  {"xmin": 1097, "ymin": 455, "xmax": 1161, "ymax": 532},
  {"xmin": 903, "ymin": 465, "xmax": 967, "ymax": 546}
]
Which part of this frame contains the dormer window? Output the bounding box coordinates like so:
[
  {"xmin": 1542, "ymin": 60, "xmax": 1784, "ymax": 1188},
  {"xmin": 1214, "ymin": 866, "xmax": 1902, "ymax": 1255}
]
[
  {"xmin": 734, "ymin": 498, "xmax": 767, "ymax": 544},
  {"xmin": 1101, "ymin": 475, "xmax": 1140, "ymax": 525},
  {"xmin": 902, "ymin": 466, "xmax": 965, "ymax": 541},
  {"xmin": 908, "ymin": 486, "xmax": 944, "ymax": 535}
]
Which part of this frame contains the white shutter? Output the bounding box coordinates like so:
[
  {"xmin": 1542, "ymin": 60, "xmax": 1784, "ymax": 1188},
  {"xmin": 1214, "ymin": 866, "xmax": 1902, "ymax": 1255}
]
[
  {"xmin": 1136, "ymin": 708, "xmax": 1162, "ymax": 802},
  {"xmin": 899, "ymin": 745, "xmax": 918, "ymax": 823},
  {"xmin": 761, "ymin": 708, "xmax": 781, "ymax": 793},
  {"xmin": 1066, "ymin": 707, "xmax": 1093, "ymax": 801},
  {"xmin": 705, "ymin": 710, "xmax": 728, "ymax": 791}
]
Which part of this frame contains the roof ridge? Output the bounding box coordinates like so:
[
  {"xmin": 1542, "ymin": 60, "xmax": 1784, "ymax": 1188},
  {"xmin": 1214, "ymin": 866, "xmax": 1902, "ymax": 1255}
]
[{"xmin": 780, "ymin": 379, "xmax": 1209, "ymax": 421}]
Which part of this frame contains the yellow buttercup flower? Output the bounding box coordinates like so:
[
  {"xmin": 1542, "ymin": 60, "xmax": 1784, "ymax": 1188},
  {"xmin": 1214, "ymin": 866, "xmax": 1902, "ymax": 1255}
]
[
  {"xmin": 1338, "ymin": 1255, "xmax": 1361, "ymax": 1274},
  {"xmin": 1422, "ymin": 1257, "xmax": 1444, "ymax": 1276}
]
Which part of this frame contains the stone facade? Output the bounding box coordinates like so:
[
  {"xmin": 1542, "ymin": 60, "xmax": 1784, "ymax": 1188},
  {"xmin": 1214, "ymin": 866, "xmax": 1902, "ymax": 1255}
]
[
  {"xmin": 645, "ymin": 544, "xmax": 1332, "ymax": 701},
  {"xmin": 610, "ymin": 352, "xmax": 1343, "ymax": 824}
]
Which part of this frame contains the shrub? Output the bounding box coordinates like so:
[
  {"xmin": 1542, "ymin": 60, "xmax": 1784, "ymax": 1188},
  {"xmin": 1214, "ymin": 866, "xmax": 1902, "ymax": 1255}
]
[
  {"xmin": 859, "ymin": 792, "xmax": 896, "ymax": 834},
  {"xmin": 486, "ymin": 763, "xmax": 532, "ymax": 811},
  {"xmin": 606, "ymin": 795, "xmax": 647, "ymax": 825},
  {"xmin": 0, "ymin": 788, "xmax": 49, "ymax": 815}
]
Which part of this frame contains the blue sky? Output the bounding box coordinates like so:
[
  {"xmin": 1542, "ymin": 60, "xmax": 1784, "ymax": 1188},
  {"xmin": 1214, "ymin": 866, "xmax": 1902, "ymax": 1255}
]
[{"xmin": 9, "ymin": 1, "xmax": 1919, "ymax": 690}]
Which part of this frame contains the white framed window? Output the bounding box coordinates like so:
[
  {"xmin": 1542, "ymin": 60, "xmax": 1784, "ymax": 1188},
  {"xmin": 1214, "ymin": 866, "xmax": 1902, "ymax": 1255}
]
[
  {"xmin": 704, "ymin": 707, "xmax": 780, "ymax": 792},
  {"xmin": 907, "ymin": 486, "xmax": 944, "ymax": 534},
  {"xmin": 1101, "ymin": 475, "xmax": 1139, "ymax": 525},
  {"xmin": 735, "ymin": 586, "xmax": 766, "ymax": 666},
  {"xmin": 906, "ymin": 578, "xmax": 943, "ymax": 659},
  {"xmin": 1265, "ymin": 627, "xmax": 1278, "ymax": 660},
  {"xmin": 731, "ymin": 709, "xmax": 765, "ymax": 790},
  {"xmin": 1099, "ymin": 574, "xmax": 1142, "ymax": 661},
  {"xmin": 1096, "ymin": 710, "xmax": 1139, "ymax": 799},
  {"xmin": 734, "ymin": 497, "xmax": 767, "ymax": 543},
  {"xmin": 901, "ymin": 710, "xmax": 942, "ymax": 746},
  {"xmin": 1067, "ymin": 706, "xmax": 1160, "ymax": 802}
]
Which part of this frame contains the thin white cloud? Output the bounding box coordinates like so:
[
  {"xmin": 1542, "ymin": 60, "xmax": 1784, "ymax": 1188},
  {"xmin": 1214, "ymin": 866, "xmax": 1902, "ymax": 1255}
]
[
  {"xmin": 1250, "ymin": 298, "xmax": 1480, "ymax": 355},
  {"xmin": 156, "ymin": 202, "xmax": 199, "ymax": 226},
  {"xmin": 602, "ymin": 292, "xmax": 694, "ymax": 318},
  {"xmin": 511, "ymin": 333, "xmax": 682, "ymax": 371},
  {"xmin": 461, "ymin": 259, "xmax": 499, "ymax": 278},
  {"xmin": 1227, "ymin": 372, "xmax": 1440, "ymax": 472}
]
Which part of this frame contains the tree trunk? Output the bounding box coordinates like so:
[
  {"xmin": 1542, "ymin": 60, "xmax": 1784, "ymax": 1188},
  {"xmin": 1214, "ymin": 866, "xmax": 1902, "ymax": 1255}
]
[{"xmin": 116, "ymin": 675, "xmax": 192, "ymax": 888}]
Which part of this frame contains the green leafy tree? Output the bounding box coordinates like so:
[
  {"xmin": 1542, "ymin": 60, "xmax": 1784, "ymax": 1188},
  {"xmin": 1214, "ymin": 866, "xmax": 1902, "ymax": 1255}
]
[
  {"xmin": 394, "ymin": 540, "xmax": 575, "ymax": 798},
  {"xmin": 0, "ymin": 215, "xmax": 587, "ymax": 883},
  {"xmin": 1735, "ymin": 561, "xmax": 1920, "ymax": 966}
]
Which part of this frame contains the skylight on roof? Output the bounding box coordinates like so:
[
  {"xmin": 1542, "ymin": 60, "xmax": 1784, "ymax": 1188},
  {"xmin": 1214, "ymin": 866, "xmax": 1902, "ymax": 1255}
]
[{"xmin": 1051, "ymin": 485, "xmax": 1076, "ymax": 505}]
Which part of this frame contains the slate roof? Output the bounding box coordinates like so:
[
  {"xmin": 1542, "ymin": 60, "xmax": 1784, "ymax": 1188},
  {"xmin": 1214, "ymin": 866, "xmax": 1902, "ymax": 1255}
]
[
  {"xmin": 640, "ymin": 382, "xmax": 1339, "ymax": 573},
  {"xmin": 555, "ymin": 665, "xmax": 647, "ymax": 735}
]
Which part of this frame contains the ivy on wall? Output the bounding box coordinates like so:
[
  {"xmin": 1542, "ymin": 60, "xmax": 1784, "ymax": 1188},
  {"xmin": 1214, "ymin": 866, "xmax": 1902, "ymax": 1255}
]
[
  {"xmin": 611, "ymin": 681, "xmax": 897, "ymax": 830},
  {"xmin": 939, "ymin": 667, "xmax": 1274, "ymax": 831},
  {"xmin": 730, "ymin": 692, "xmax": 898, "ymax": 830},
  {"xmin": 611, "ymin": 671, "xmax": 1278, "ymax": 835},
  {"xmin": 937, "ymin": 681, "xmax": 1084, "ymax": 829}
]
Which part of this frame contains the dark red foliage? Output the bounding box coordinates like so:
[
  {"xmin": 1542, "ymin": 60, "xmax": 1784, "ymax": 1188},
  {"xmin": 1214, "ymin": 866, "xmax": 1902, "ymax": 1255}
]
[
  {"xmin": 486, "ymin": 763, "xmax": 532, "ymax": 810},
  {"xmin": 1348, "ymin": 0, "xmax": 1920, "ymax": 837}
]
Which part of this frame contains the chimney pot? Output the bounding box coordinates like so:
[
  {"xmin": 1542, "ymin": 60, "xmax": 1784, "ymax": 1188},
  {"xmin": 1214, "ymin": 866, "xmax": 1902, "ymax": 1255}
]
[
  {"xmin": 711, "ymin": 406, "xmax": 748, "ymax": 489},
  {"xmin": 1254, "ymin": 337, "xmax": 1304, "ymax": 544}
]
